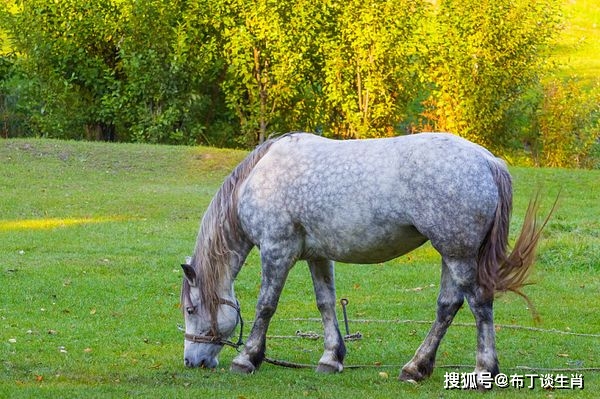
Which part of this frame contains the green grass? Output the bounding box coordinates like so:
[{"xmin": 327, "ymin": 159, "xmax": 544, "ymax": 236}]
[
  {"xmin": 1, "ymin": 138, "xmax": 599, "ymax": 398},
  {"xmin": 553, "ymin": 0, "xmax": 600, "ymax": 86}
]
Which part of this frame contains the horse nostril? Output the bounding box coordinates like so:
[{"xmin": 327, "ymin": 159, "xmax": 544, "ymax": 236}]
[{"xmin": 184, "ymin": 358, "xmax": 193, "ymax": 368}]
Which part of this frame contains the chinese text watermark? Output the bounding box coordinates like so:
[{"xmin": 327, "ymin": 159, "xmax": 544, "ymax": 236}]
[{"xmin": 443, "ymin": 371, "xmax": 584, "ymax": 390}]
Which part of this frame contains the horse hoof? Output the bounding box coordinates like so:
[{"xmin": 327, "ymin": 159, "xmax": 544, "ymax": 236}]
[
  {"xmin": 399, "ymin": 370, "xmax": 422, "ymax": 383},
  {"xmin": 316, "ymin": 361, "xmax": 343, "ymax": 373},
  {"xmin": 399, "ymin": 366, "xmax": 427, "ymax": 383},
  {"xmin": 231, "ymin": 357, "xmax": 256, "ymax": 374}
]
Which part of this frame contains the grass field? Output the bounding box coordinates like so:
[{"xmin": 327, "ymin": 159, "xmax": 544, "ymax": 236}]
[
  {"xmin": 1, "ymin": 138, "xmax": 599, "ymax": 398},
  {"xmin": 554, "ymin": 0, "xmax": 600, "ymax": 85}
]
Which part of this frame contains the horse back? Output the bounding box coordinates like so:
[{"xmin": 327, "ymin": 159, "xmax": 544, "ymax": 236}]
[{"xmin": 237, "ymin": 133, "xmax": 506, "ymax": 262}]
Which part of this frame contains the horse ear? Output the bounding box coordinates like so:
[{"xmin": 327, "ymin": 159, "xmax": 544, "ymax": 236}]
[{"xmin": 181, "ymin": 263, "xmax": 197, "ymax": 286}]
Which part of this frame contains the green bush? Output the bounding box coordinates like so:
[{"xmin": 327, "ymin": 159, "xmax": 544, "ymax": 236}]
[
  {"xmin": 3, "ymin": 0, "xmax": 598, "ymax": 168},
  {"xmin": 531, "ymin": 79, "xmax": 600, "ymax": 168},
  {"xmin": 419, "ymin": 0, "xmax": 563, "ymax": 151},
  {"xmin": 320, "ymin": 0, "xmax": 426, "ymax": 139},
  {"xmin": 0, "ymin": 0, "xmax": 237, "ymax": 145}
]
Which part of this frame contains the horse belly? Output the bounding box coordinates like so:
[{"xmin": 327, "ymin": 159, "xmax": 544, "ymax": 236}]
[{"xmin": 303, "ymin": 223, "xmax": 428, "ymax": 264}]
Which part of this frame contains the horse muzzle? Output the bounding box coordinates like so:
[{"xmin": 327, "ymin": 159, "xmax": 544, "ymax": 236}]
[
  {"xmin": 184, "ymin": 339, "xmax": 223, "ymax": 368},
  {"xmin": 184, "ymin": 355, "xmax": 219, "ymax": 369}
]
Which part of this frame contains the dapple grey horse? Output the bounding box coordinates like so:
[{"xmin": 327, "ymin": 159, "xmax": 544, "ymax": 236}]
[{"xmin": 180, "ymin": 132, "xmax": 550, "ymax": 383}]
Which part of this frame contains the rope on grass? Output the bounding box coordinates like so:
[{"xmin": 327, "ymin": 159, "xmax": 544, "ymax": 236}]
[
  {"xmin": 283, "ymin": 317, "xmax": 600, "ymax": 338},
  {"xmin": 263, "ymin": 320, "xmax": 599, "ymax": 372},
  {"xmin": 262, "ymin": 359, "xmax": 600, "ymax": 372}
]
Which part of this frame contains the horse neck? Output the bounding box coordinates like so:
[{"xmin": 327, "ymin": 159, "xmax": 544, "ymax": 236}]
[
  {"xmin": 193, "ymin": 160, "xmax": 256, "ymax": 310},
  {"xmin": 193, "ymin": 218, "xmax": 251, "ymax": 301}
]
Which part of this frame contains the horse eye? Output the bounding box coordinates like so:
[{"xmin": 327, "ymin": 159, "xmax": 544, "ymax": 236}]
[{"xmin": 186, "ymin": 306, "xmax": 195, "ymax": 315}]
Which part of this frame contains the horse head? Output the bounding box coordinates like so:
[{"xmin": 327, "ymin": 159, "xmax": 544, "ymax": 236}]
[{"xmin": 180, "ymin": 263, "xmax": 241, "ymax": 368}]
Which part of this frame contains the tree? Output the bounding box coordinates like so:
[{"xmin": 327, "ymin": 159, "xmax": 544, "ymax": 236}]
[
  {"xmin": 219, "ymin": 0, "xmax": 330, "ymax": 144},
  {"xmin": 3, "ymin": 0, "xmax": 122, "ymax": 140},
  {"xmin": 320, "ymin": 0, "xmax": 427, "ymax": 138},
  {"xmin": 3, "ymin": 0, "xmax": 584, "ymax": 166},
  {"xmin": 532, "ymin": 79, "xmax": 600, "ymax": 168},
  {"xmin": 421, "ymin": 0, "xmax": 563, "ymax": 149},
  {"xmin": 112, "ymin": 0, "xmax": 233, "ymax": 145}
]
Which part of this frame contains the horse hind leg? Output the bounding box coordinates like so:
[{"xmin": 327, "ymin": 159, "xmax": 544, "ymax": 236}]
[
  {"xmin": 308, "ymin": 259, "xmax": 346, "ymax": 373},
  {"xmin": 464, "ymin": 281, "xmax": 499, "ymax": 379},
  {"xmin": 400, "ymin": 258, "xmax": 465, "ymax": 382},
  {"xmin": 446, "ymin": 258, "xmax": 499, "ymax": 380}
]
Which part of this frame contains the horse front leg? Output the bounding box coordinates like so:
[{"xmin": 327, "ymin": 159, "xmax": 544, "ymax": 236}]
[
  {"xmin": 231, "ymin": 248, "xmax": 295, "ymax": 374},
  {"xmin": 308, "ymin": 259, "xmax": 346, "ymax": 373},
  {"xmin": 400, "ymin": 258, "xmax": 465, "ymax": 382}
]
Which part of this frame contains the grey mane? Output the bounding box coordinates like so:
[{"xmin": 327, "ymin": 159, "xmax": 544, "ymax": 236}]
[{"xmin": 188, "ymin": 137, "xmax": 281, "ymax": 320}]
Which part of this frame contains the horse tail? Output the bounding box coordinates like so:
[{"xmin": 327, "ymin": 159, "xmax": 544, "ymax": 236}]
[{"xmin": 477, "ymin": 161, "xmax": 556, "ymax": 318}]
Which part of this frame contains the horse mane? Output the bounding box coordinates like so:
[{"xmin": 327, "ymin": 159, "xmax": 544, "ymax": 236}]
[{"xmin": 189, "ymin": 136, "xmax": 281, "ymax": 323}]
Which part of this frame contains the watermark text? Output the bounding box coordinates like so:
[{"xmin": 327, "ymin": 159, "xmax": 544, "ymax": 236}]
[{"xmin": 443, "ymin": 372, "xmax": 584, "ymax": 390}]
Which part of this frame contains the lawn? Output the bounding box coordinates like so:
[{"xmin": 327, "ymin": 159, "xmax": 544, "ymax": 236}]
[
  {"xmin": 1, "ymin": 138, "xmax": 599, "ymax": 398},
  {"xmin": 553, "ymin": 0, "xmax": 600, "ymax": 86}
]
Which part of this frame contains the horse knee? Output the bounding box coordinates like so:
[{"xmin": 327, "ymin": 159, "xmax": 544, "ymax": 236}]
[
  {"xmin": 316, "ymin": 299, "xmax": 336, "ymax": 313},
  {"xmin": 465, "ymin": 292, "xmax": 494, "ymax": 322},
  {"xmin": 436, "ymin": 293, "xmax": 464, "ymax": 322},
  {"xmin": 256, "ymin": 303, "xmax": 277, "ymax": 320}
]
